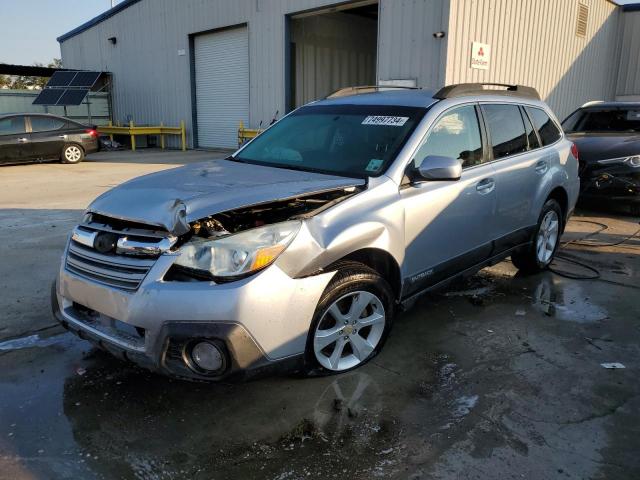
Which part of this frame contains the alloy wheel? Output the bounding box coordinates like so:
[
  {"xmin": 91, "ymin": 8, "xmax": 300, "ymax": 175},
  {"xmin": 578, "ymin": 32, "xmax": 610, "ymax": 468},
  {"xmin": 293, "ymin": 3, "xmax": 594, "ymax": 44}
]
[
  {"xmin": 65, "ymin": 146, "xmax": 82, "ymax": 162},
  {"xmin": 536, "ymin": 210, "xmax": 560, "ymax": 264},
  {"xmin": 313, "ymin": 291, "xmax": 386, "ymax": 371}
]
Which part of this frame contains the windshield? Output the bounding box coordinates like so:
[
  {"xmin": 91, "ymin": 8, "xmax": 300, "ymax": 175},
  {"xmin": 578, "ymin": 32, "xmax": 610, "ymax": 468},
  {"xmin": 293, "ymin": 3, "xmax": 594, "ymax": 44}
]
[
  {"xmin": 563, "ymin": 108, "xmax": 640, "ymax": 133},
  {"xmin": 234, "ymin": 104, "xmax": 427, "ymax": 177}
]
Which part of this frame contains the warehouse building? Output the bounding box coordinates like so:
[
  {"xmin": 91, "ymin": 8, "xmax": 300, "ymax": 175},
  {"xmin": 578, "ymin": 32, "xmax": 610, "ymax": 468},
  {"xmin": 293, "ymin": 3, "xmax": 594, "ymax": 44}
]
[{"xmin": 58, "ymin": 0, "xmax": 640, "ymax": 149}]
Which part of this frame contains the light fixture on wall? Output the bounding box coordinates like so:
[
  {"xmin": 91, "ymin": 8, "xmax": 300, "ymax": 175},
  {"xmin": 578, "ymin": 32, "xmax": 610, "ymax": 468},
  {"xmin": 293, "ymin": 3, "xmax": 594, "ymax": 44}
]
[
  {"xmin": 108, "ymin": 37, "xmax": 117, "ymax": 45},
  {"xmin": 433, "ymin": 31, "xmax": 446, "ymax": 39}
]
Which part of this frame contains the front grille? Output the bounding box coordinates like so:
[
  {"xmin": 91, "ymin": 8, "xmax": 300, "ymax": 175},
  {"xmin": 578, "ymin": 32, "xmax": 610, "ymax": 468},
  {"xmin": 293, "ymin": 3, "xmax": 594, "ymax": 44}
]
[
  {"xmin": 66, "ymin": 241, "xmax": 155, "ymax": 290},
  {"xmin": 64, "ymin": 216, "xmax": 167, "ymax": 291}
]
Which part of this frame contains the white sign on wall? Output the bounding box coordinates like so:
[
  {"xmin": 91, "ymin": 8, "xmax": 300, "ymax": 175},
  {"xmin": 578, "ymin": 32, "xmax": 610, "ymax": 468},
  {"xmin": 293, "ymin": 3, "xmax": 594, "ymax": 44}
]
[{"xmin": 470, "ymin": 42, "xmax": 490, "ymax": 70}]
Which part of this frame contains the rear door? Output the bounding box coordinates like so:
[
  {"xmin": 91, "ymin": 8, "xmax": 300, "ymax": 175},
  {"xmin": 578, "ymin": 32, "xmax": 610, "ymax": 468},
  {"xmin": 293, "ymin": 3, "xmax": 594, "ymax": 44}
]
[
  {"xmin": 0, "ymin": 116, "xmax": 29, "ymax": 164},
  {"xmin": 400, "ymin": 103, "xmax": 497, "ymax": 297},
  {"xmin": 480, "ymin": 103, "xmax": 543, "ymax": 252},
  {"xmin": 27, "ymin": 115, "xmax": 68, "ymax": 160}
]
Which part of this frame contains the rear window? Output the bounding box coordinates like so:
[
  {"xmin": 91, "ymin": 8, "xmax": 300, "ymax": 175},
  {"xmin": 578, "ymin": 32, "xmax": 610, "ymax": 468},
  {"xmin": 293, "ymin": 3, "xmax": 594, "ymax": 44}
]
[
  {"xmin": 0, "ymin": 116, "xmax": 26, "ymax": 135},
  {"xmin": 562, "ymin": 108, "xmax": 640, "ymax": 133},
  {"xmin": 527, "ymin": 107, "xmax": 562, "ymax": 145},
  {"xmin": 30, "ymin": 116, "xmax": 66, "ymax": 133},
  {"xmin": 482, "ymin": 104, "xmax": 528, "ymax": 160}
]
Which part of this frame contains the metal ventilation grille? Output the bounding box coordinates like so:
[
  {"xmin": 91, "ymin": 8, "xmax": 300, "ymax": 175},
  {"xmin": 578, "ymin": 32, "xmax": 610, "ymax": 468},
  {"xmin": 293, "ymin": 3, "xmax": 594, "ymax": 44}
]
[{"xmin": 576, "ymin": 3, "xmax": 589, "ymax": 37}]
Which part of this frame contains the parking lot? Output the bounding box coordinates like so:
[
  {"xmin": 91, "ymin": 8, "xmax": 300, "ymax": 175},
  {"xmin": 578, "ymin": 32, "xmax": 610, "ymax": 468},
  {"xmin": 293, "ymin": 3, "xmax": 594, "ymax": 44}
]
[{"xmin": 1, "ymin": 150, "xmax": 639, "ymax": 479}]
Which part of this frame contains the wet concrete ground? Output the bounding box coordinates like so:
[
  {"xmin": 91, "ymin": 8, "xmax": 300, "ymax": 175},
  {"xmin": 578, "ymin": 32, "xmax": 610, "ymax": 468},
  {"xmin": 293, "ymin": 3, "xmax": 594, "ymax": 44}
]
[{"xmin": 1, "ymin": 154, "xmax": 640, "ymax": 479}]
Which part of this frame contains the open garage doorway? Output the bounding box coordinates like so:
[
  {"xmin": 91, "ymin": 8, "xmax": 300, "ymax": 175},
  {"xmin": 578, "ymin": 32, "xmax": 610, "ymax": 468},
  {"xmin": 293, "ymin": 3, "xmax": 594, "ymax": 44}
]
[{"xmin": 287, "ymin": 1, "xmax": 378, "ymax": 111}]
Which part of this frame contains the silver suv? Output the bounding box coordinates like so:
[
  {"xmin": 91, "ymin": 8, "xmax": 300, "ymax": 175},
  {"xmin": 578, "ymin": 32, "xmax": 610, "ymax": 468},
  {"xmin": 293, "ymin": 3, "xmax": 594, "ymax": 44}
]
[{"xmin": 52, "ymin": 83, "xmax": 579, "ymax": 380}]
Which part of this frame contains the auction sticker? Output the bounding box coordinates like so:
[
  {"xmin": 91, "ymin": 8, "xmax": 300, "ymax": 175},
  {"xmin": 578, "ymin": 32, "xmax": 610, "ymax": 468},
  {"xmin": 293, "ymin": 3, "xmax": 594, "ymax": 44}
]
[{"xmin": 362, "ymin": 116, "xmax": 409, "ymax": 127}]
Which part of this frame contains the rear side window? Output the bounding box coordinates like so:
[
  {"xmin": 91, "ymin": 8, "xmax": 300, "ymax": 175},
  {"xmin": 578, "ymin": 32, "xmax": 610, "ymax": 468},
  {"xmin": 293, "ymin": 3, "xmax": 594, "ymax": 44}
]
[
  {"xmin": 414, "ymin": 105, "xmax": 484, "ymax": 168},
  {"xmin": 482, "ymin": 104, "xmax": 528, "ymax": 159},
  {"xmin": 0, "ymin": 116, "xmax": 26, "ymax": 135},
  {"xmin": 527, "ymin": 107, "xmax": 561, "ymax": 145},
  {"xmin": 30, "ymin": 116, "xmax": 66, "ymax": 133}
]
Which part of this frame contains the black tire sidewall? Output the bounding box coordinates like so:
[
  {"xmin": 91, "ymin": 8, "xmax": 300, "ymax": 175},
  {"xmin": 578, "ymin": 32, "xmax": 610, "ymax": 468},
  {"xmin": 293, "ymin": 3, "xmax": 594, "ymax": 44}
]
[
  {"xmin": 304, "ymin": 266, "xmax": 395, "ymax": 376},
  {"xmin": 62, "ymin": 144, "xmax": 84, "ymax": 164}
]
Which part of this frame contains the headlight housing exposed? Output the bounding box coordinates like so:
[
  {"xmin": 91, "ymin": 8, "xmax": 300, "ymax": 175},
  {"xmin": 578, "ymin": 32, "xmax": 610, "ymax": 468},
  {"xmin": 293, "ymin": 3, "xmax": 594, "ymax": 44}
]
[
  {"xmin": 597, "ymin": 155, "xmax": 640, "ymax": 168},
  {"xmin": 174, "ymin": 220, "xmax": 301, "ymax": 280}
]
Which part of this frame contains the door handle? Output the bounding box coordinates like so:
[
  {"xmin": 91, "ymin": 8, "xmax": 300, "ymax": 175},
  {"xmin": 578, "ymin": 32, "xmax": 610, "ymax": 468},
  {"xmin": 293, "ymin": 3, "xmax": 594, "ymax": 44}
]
[
  {"xmin": 58, "ymin": 135, "xmax": 67, "ymax": 139},
  {"xmin": 476, "ymin": 178, "xmax": 495, "ymax": 194},
  {"xmin": 17, "ymin": 137, "xmax": 28, "ymax": 143},
  {"xmin": 535, "ymin": 160, "xmax": 549, "ymax": 174}
]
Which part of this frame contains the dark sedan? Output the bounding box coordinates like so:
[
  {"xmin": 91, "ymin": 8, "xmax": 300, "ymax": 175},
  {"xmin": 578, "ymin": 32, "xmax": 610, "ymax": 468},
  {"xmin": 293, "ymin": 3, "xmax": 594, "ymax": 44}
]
[
  {"xmin": 563, "ymin": 102, "xmax": 640, "ymax": 215},
  {"xmin": 0, "ymin": 113, "xmax": 99, "ymax": 165}
]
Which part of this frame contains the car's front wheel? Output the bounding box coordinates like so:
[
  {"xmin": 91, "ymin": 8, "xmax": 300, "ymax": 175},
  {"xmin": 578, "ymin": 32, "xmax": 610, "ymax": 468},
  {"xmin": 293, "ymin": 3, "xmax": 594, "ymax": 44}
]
[
  {"xmin": 61, "ymin": 144, "xmax": 85, "ymax": 164},
  {"xmin": 511, "ymin": 199, "xmax": 563, "ymax": 273},
  {"xmin": 305, "ymin": 262, "xmax": 394, "ymax": 375}
]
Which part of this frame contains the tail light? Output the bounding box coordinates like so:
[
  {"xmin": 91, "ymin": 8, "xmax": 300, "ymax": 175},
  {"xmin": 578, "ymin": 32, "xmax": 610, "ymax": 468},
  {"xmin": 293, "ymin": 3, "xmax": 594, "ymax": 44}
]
[
  {"xmin": 570, "ymin": 142, "xmax": 579, "ymax": 162},
  {"xmin": 85, "ymin": 129, "xmax": 98, "ymax": 138}
]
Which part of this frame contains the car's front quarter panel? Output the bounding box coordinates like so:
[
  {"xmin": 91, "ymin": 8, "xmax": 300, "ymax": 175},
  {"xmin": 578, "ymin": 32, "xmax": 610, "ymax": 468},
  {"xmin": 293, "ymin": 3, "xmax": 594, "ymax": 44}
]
[{"xmin": 276, "ymin": 177, "xmax": 405, "ymax": 280}]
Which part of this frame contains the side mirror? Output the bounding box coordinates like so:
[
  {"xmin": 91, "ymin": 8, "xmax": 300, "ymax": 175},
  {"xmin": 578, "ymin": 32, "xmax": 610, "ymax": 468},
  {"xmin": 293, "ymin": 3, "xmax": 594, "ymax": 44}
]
[{"xmin": 414, "ymin": 155, "xmax": 462, "ymax": 181}]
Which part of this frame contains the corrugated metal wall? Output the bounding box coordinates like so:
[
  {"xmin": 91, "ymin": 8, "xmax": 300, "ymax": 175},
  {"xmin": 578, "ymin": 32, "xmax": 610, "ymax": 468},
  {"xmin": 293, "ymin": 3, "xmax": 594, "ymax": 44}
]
[
  {"xmin": 445, "ymin": 0, "xmax": 621, "ymax": 119},
  {"xmin": 615, "ymin": 10, "xmax": 640, "ymax": 101},
  {"xmin": 59, "ymin": 0, "xmax": 448, "ymax": 148}
]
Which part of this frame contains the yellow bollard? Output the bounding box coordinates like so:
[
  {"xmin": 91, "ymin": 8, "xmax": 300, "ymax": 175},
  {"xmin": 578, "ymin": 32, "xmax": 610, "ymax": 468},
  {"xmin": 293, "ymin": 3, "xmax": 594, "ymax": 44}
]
[
  {"xmin": 108, "ymin": 120, "xmax": 114, "ymax": 142},
  {"xmin": 129, "ymin": 120, "xmax": 136, "ymax": 151},
  {"xmin": 180, "ymin": 120, "xmax": 186, "ymax": 151},
  {"xmin": 160, "ymin": 122, "xmax": 165, "ymax": 150}
]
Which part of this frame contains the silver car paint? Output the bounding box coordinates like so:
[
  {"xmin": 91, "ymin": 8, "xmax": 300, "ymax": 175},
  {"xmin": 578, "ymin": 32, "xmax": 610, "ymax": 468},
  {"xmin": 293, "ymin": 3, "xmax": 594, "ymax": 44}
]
[{"xmin": 55, "ymin": 90, "xmax": 579, "ymax": 364}]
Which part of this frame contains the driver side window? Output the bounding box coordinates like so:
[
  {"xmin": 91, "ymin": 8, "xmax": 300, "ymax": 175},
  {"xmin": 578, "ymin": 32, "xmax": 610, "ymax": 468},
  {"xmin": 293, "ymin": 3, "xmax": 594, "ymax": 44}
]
[{"xmin": 414, "ymin": 105, "xmax": 483, "ymax": 169}]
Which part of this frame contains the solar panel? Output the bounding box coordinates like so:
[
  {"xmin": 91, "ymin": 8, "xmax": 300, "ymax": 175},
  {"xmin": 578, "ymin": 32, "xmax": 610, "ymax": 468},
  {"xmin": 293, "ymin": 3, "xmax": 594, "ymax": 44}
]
[
  {"xmin": 69, "ymin": 71, "xmax": 101, "ymax": 88},
  {"xmin": 46, "ymin": 71, "xmax": 77, "ymax": 87},
  {"xmin": 32, "ymin": 88, "xmax": 66, "ymax": 105},
  {"xmin": 56, "ymin": 89, "xmax": 90, "ymax": 106}
]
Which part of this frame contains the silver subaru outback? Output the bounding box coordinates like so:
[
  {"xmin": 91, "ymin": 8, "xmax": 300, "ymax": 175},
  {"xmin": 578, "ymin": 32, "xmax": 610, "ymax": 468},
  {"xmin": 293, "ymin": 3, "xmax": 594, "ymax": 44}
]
[{"xmin": 52, "ymin": 83, "xmax": 579, "ymax": 381}]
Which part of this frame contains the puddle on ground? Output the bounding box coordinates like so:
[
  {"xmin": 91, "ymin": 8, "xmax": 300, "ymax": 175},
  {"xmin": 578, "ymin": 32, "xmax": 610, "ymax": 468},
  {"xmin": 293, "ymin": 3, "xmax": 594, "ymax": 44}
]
[
  {"xmin": 531, "ymin": 276, "xmax": 609, "ymax": 323},
  {"xmin": 0, "ymin": 332, "xmax": 67, "ymax": 351}
]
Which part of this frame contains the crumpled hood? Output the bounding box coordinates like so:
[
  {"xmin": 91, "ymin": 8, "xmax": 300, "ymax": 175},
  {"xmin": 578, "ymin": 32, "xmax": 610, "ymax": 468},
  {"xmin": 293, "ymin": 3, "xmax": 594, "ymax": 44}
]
[
  {"xmin": 567, "ymin": 132, "xmax": 640, "ymax": 163},
  {"xmin": 88, "ymin": 159, "xmax": 364, "ymax": 234}
]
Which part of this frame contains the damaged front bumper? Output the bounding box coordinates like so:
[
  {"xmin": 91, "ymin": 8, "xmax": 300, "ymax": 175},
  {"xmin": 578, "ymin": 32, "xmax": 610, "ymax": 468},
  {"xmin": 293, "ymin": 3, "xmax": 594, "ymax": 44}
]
[{"xmin": 52, "ymin": 248, "xmax": 334, "ymax": 381}]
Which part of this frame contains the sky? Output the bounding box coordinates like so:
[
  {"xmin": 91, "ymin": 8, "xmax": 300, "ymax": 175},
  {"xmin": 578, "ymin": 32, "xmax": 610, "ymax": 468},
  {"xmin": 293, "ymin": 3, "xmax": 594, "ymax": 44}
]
[
  {"xmin": 0, "ymin": 0, "xmax": 637, "ymax": 67},
  {"xmin": 0, "ymin": 0, "xmax": 119, "ymax": 66}
]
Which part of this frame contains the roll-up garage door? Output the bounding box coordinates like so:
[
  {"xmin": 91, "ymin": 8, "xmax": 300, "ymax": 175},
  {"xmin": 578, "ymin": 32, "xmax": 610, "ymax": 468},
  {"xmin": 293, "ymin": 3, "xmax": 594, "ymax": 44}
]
[{"xmin": 194, "ymin": 27, "xmax": 249, "ymax": 149}]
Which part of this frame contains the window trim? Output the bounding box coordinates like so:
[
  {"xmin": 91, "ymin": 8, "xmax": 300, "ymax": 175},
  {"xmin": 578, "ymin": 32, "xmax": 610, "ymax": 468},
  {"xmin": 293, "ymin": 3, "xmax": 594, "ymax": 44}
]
[
  {"xmin": 520, "ymin": 105, "xmax": 543, "ymax": 151},
  {"xmin": 408, "ymin": 101, "xmax": 489, "ymax": 172}
]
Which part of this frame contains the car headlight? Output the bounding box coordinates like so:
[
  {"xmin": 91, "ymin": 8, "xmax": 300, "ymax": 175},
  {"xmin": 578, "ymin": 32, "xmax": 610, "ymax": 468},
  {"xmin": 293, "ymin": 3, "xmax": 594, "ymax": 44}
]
[
  {"xmin": 174, "ymin": 220, "xmax": 301, "ymax": 279},
  {"xmin": 597, "ymin": 155, "xmax": 640, "ymax": 167}
]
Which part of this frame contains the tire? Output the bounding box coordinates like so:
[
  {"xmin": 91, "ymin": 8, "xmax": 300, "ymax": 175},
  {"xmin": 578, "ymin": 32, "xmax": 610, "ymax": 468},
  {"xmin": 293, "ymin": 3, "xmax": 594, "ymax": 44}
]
[
  {"xmin": 61, "ymin": 144, "xmax": 85, "ymax": 164},
  {"xmin": 511, "ymin": 199, "xmax": 563, "ymax": 274},
  {"xmin": 304, "ymin": 261, "xmax": 395, "ymax": 376}
]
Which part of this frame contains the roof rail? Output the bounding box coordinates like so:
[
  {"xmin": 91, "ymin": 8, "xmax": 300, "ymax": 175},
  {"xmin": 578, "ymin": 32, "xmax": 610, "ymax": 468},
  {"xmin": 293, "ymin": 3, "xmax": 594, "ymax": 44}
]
[
  {"xmin": 433, "ymin": 83, "xmax": 541, "ymax": 101},
  {"xmin": 327, "ymin": 85, "xmax": 421, "ymax": 99}
]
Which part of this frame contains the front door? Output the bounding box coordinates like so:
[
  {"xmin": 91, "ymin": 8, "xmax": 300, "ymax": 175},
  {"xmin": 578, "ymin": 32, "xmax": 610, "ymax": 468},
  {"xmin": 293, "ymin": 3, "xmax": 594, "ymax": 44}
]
[
  {"xmin": 400, "ymin": 104, "xmax": 497, "ymax": 297},
  {"xmin": 0, "ymin": 116, "xmax": 29, "ymax": 164}
]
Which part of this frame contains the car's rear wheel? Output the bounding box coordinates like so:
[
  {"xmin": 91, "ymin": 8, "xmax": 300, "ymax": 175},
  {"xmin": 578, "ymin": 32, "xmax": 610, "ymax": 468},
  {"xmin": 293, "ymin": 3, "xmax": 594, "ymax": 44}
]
[
  {"xmin": 511, "ymin": 199, "xmax": 562, "ymax": 273},
  {"xmin": 61, "ymin": 144, "xmax": 85, "ymax": 164},
  {"xmin": 305, "ymin": 262, "xmax": 394, "ymax": 375}
]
